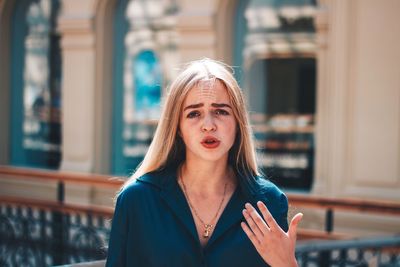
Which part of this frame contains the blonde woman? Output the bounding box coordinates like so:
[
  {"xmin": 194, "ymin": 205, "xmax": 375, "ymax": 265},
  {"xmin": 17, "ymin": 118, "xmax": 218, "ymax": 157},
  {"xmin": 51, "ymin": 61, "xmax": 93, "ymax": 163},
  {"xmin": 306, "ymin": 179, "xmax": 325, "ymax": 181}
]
[{"xmin": 106, "ymin": 59, "xmax": 303, "ymax": 267}]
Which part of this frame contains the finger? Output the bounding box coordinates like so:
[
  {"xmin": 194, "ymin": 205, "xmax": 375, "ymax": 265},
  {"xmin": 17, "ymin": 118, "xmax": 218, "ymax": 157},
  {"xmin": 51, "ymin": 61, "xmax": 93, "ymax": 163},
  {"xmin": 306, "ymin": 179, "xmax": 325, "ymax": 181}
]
[
  {"xmin": 241, "ymin": 222, "xmax": 261, "ymax": 248},
  {"xmin": 257, "ymin": 201, "xmax": 279, "ymax": 231},
  {"xmin": 245, "ymin": 203, "xmax": 269, "ymax": 235},
  {"xmin": 288, "ymin": 213, "xmax": 303, "ymax": 241},
  {"xmin": 242, "ymin": 209, "xmax": 265, "ymax": 239}
]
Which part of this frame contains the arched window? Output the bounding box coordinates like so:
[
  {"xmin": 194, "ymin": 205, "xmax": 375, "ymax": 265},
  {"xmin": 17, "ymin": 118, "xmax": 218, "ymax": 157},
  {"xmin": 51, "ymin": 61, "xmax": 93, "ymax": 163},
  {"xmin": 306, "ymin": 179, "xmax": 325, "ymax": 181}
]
[
  {"xmin": 236, "ymin": 0, "xmax": 317, "ymax": 190},
  {"xmin": 10, "ymin": 0, "xmax": 62, "ymax": 169},
  {"xmin": 112, "ymin": 0, "xmax": 177, "ymax": 175},
  {"xmin": 132, "ymin": 50, "xmax": 162, "ymax": 120},
  {"xmin": 233, "ymin": 0, "xmax": 250, "ymax": 86},
  {"xmin": 111, "ymin": 0, "xmax": 131, "ymax": 175}
]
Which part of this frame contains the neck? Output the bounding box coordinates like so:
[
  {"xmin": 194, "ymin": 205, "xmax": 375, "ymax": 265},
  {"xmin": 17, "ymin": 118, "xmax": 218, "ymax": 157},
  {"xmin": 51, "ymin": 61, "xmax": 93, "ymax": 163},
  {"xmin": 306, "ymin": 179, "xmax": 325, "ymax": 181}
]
[{"xmin": 179, "ymin": 160, "xmax": 235, "ymax": 195}]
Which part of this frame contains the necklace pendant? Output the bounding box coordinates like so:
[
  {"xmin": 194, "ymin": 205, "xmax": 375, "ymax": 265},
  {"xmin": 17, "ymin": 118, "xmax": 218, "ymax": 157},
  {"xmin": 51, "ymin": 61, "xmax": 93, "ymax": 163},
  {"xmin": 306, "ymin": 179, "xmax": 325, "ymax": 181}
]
[{"xmin": 203, "ymin": 224, "xmax": 213, "ymax": 238}]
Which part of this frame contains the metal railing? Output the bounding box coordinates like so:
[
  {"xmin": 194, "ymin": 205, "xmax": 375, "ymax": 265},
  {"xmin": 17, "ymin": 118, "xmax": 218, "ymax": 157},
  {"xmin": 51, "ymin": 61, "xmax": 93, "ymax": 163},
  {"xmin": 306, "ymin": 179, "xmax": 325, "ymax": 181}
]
[
  {"xmin": 288, "ymin": 194, "xmax": 400, "ymax": 240},
  {"xmin": 55, "ymin": 236, "xmax": 400, "ymax": 267},
  {"xmin": 0, "ymin": 166, "xmax": 119, "ymax": 266},
  {"xmin": 0, "ymin": 196, "xmax": 113, "ymax": 266},
  {"xmin": 296, "ymin": 235, "xmax": 400, "ymax": 266},
  {"xmin": 1, "ymin": 166, "xmax": 400, "ymax": 267}
]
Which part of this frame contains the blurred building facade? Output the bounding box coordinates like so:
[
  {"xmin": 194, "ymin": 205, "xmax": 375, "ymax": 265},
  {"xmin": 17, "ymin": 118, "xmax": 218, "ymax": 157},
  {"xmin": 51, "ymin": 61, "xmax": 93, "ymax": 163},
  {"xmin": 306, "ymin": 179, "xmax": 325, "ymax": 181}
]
[{"xmin": 0, "ymin": 0, "xmax": 399, "ymax": 235}]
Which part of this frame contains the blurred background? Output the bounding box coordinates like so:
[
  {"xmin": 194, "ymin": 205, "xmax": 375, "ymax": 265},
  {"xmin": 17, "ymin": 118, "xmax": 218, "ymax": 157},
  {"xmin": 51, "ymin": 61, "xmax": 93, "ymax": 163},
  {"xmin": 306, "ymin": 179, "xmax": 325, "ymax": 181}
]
[{"xmin": 0, "ymin": 0, "xmax": 399, "ymax": 266}]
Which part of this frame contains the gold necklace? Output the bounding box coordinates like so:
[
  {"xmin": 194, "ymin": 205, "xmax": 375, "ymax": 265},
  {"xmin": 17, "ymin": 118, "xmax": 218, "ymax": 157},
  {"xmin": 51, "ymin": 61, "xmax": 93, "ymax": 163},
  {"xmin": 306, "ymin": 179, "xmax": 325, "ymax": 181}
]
[{"xmin": 180, "ymin": 174, "xmax": 227, "ymax": 239}]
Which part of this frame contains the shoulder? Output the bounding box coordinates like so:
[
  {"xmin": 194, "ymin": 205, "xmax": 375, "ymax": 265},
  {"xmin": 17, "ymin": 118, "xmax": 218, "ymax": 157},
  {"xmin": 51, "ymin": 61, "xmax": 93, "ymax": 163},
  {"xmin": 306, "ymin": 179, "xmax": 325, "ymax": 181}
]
[
  {"xmin": 237, "ymin": 172, "xmax": 286, "ymax": 206},
  {"xmin": 116, "ymin": 171, "xmax": 166, "ymax": 204},
  {"xmin": 253, "ymin": 177, "xmax": 289, "ymax": 231},
  {"xmin": 255, "ymin": 178, "xmax": 288, "ymax": 206}
]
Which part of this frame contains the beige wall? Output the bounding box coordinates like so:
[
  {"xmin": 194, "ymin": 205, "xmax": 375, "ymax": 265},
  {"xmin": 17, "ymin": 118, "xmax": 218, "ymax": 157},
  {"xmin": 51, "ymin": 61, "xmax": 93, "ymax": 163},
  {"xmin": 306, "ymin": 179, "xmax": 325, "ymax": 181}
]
[
  {"xmin": 343, "ymin": 0, "xmax": 400, "ymax": 199},
  {"xmin": 176, "ymin": 0, "xmax": 217, "ymax": 61},
  {"xmin": 58, "ymin": 0, "xmax": 98, "ymax": 173},
  {"xmin": 1, "ymin": 0, "xmax": 399, "ymax": 234},
  {"xmin": 306, "ymin": 0, "xmax": 400, "ymax": 235},
  {"xmin": 314, "ymin": 0, "xmax": 400, "ymax": 201}
]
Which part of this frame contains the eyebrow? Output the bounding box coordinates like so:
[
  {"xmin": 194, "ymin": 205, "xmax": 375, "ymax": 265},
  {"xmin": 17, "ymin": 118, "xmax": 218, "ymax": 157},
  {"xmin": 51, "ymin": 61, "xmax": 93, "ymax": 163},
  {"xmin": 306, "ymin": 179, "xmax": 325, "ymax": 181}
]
[{"xmin": 183, "ymin": 103, "xmax": 232, "ymax": 111}]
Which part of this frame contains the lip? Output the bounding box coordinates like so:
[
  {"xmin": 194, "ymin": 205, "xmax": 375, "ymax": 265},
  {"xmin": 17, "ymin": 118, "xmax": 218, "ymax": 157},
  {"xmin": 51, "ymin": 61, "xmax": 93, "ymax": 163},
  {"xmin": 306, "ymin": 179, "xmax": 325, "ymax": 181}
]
[{"xmin": 201, "ymin": 136, "xmax": 221, "ymax": 149}]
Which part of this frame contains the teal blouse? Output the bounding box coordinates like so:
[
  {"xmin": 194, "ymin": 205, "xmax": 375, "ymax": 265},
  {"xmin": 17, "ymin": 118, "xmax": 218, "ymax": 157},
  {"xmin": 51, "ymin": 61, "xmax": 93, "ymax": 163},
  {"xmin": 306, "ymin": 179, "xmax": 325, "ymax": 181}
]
[{"xmin": 106, "ymin": 168, "xmax": 289, "ymax": 267}]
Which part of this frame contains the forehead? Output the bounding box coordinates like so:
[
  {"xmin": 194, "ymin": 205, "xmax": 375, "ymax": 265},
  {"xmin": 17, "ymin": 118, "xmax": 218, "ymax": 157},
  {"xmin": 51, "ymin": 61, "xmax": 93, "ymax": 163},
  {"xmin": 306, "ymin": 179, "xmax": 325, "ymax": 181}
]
[{"xmin": 184, "ymin": 79, "xmax": 230, "ymax": 105}]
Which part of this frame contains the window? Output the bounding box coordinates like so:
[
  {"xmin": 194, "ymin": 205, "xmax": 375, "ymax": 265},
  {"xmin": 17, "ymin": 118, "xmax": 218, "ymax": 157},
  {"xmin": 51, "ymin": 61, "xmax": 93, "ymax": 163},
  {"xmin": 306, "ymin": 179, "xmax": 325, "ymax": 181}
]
[
  {"xmin": 10, "ymin": 0, "xmax": 62, "ymax": 169},
  {"xmin": 119, "ymin": 51, "xmax": 162, "ymax": 172},
  {"xmin": 111, "ymin": 0, "xmax": 177, "ymax": 175},
  {"xmin": 250, "ymin": 58, "xmax": 316, "ymax": 190},
  {"xmin": 237, "ymin": 0, "xmax": 317, "ymax": 190},
  {"xmin": 132, "ymin": 51, "xmax": 162, "ymax": 120}
]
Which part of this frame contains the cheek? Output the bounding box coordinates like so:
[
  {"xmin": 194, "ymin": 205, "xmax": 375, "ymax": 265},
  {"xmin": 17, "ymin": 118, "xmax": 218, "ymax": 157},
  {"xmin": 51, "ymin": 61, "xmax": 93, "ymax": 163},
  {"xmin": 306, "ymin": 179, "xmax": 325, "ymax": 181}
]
[
  {"xmin": 225, "ymin": 120, "xmax": 237, "ymax": 142},
  {"xmin": 179, "ymin": 120, "xmax": 194, "ymax": 143},
  {"xmin": 178, "ymin": 121, "xmax": 185, "ymax": 140}
]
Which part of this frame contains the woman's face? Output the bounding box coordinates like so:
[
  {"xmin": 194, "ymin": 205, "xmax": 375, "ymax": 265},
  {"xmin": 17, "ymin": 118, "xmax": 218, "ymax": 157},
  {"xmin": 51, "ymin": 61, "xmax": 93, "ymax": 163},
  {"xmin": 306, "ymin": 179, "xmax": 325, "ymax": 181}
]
[{"xmin": 179, "ymin": 79, "xmax": 237, "ymax": 164}]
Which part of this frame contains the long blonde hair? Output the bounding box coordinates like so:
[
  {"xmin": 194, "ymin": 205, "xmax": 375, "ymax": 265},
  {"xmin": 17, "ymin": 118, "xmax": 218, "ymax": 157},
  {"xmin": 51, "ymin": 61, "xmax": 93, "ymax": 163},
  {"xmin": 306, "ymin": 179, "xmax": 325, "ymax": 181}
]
[{"xmin": 123, "ymin": 58, "xmax": 259, "ymax": 188}]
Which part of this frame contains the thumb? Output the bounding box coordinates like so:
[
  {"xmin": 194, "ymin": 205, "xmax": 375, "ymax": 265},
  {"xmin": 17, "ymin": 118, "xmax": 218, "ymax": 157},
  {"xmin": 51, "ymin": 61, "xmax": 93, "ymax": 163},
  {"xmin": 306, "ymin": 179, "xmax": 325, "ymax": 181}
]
[{"xmin": 288, "ymin": 213, "xmax": 303, "ymax": 241}]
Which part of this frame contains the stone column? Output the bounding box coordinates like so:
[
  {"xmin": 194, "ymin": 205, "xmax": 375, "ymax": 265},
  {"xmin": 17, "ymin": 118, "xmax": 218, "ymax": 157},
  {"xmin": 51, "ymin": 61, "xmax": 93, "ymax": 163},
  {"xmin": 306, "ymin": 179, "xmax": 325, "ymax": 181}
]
[
  {"xmin": 175, "ymin": 0, "xmax": 216, "ymax": 62},
  {"xmin": 312, "ymin": 2, "xmax": 330, "ymax": 194},
  {"xmin": 58, "ymin": 0, "xmax": 97, "ymax": 173}
]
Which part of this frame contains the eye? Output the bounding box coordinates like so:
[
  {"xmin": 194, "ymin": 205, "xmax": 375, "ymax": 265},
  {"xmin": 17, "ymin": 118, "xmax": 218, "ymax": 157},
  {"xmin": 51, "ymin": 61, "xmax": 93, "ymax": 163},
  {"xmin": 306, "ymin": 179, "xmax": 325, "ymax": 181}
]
[
  {"xmin": 215, "ymin": 109, "xmax": 230, "ymax": 116},
  {"xmin": 187, "ymin": 111, "xmax": 200, "ymax": 118}
]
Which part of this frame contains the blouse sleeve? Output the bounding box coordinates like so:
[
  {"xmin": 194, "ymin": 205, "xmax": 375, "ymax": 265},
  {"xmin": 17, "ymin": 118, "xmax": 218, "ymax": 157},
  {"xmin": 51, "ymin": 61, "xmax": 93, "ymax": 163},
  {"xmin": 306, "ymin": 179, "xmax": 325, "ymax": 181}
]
[
  {"xmin": 257, "ymin": 178, "xmax": 290, "ymax": 232},
  {"xmin": 106, "ymin": 191, "xmax": 128, "ymax": 267},
  {"xmin": 277, "ymin": 192, "xmax": 289, "ymax": 232}
]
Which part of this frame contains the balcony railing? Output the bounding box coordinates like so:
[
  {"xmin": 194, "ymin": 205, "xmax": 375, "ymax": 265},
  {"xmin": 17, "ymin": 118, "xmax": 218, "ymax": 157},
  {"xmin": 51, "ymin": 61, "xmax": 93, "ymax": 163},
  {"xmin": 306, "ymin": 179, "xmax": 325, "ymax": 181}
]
[
  {"xmin": 288, "ymin": 193, "xmax": 400, "ymax": 241},
  {"xmin": 0, "ymin": 166, "xmax": 399, "ymax": 266},
  {"xmin": 0, "ymin": 196, "xmax": 112, "ymax": 266},
  {"xmin": 0, "ymin": 166, "xmax": 120, "ymax": 266},
  {"xmin": 296, "ymin": 235, "xmax": 400, "ymax": 266}
]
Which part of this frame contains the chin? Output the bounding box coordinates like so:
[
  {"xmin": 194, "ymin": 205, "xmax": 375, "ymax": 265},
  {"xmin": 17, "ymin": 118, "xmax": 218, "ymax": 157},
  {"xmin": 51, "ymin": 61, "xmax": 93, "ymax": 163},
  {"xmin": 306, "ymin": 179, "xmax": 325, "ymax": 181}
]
[
  {"xmin": 186, "ymin": 145, "xmax": 231, "ymax": 163},
  {"xmin": 199, "ymin": 152, "xmax": 229, "ymax": 163}
]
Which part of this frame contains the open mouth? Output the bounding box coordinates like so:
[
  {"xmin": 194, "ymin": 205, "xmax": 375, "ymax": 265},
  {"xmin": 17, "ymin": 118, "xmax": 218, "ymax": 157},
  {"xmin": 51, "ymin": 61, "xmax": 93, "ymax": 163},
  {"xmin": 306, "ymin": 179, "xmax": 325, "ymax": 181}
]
[{"xmin": 201, "ymin": 137, "xmax": 220, "ymax": 149}]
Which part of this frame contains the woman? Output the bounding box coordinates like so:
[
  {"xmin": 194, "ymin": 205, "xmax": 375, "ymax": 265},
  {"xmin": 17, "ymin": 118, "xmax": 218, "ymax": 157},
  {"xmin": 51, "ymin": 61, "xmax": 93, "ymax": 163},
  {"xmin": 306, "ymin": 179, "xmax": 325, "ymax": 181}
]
[{"xmin": 106, "ymin": 59, "xmax": 303, "ymax": 267}]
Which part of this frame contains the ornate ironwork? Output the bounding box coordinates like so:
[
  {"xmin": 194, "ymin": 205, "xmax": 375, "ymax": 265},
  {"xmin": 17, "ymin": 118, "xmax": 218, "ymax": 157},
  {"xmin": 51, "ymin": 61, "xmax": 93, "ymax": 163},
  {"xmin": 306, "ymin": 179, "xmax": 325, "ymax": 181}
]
[
  {"xmin": 1, "ymin": 198, "xmax": 399, "ymax": 266},
  {"xmin": 296, "ymin": 236, "xmax": 400, "ymax": 266},
  {"xmin": 0, "ymin": 204, "xmax": 110, "ymax": 267}
]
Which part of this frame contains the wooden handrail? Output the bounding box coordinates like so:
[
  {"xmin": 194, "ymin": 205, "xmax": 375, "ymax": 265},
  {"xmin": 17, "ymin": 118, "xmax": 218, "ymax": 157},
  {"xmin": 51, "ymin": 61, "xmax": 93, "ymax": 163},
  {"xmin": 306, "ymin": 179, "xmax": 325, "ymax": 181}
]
[
  {"xmin": 2, "ymin": 166, "xmax": 400, "ymax": 241},
  {"xmin": 1, "ymin": 166, "xmax": 400, "ymax": 216},
  {"xmin": 288, "ymin": 194, "xmax": 400, "ymax": 237},
  {"xmin": 0, "ymin": 165, "xmax": 124, "ymax": 188},
  {"xmin": 288, "ymin": 194, "xmax": 400, "ymax": 216},
  {"xmin": 0, "ymin": 195, "xmax": 114, "ymax": 217},
  {"xmin": 297, "ymin": 229, "xmax": 348, "ymax": 240}
]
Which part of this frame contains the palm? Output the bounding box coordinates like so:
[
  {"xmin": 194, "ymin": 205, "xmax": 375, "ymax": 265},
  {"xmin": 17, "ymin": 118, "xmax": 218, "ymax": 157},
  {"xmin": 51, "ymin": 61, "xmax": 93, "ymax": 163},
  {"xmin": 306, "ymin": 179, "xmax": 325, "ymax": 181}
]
[{"xmin": 241, "ymin": 201, "xmax": 303, "ymax": 267}]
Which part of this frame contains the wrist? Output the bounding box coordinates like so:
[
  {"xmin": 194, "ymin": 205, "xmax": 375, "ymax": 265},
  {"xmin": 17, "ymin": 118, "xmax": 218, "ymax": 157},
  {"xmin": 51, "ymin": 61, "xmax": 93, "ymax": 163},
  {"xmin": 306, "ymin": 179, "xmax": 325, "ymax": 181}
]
[
  {"xmin": 271, "ymin": 258, "xmax": 298, "ymax": 267},
  {"xmin": 287, "ymin": 258, "xmax": 298, "ymax": 267}
]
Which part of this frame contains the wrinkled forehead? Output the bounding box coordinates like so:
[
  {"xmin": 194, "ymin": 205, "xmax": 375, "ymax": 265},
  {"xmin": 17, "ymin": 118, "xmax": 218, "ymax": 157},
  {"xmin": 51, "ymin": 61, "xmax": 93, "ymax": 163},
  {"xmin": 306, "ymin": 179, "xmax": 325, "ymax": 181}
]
[{"xmin": 185, "ymin": 78, "xmax": 229, "ymax": 103}]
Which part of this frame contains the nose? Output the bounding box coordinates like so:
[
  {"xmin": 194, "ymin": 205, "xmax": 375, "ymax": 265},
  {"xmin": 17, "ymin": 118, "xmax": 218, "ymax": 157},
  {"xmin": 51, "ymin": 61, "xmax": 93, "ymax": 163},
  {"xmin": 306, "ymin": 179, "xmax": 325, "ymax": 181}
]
[{"xmin": 201, "ymin": 113, "xmax": 216, "ymax": 132}]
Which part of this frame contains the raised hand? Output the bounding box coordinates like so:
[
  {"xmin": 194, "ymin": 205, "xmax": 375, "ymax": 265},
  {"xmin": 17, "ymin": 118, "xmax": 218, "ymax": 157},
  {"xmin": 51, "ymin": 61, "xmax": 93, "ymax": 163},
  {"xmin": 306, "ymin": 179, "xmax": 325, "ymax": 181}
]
[{"xmin": 241, "ymin": 201, "xmax": 303, "ymax": 267}]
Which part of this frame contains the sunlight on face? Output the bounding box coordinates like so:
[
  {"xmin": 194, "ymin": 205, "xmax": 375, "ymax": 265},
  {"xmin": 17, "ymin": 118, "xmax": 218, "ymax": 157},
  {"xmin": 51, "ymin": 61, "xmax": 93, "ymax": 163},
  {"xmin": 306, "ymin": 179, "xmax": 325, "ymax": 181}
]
[{"xmin": 179, "ymin": 79, "xmax": 237, "ymax": 164}]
